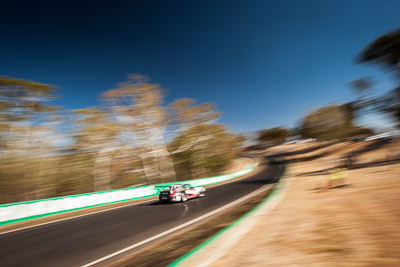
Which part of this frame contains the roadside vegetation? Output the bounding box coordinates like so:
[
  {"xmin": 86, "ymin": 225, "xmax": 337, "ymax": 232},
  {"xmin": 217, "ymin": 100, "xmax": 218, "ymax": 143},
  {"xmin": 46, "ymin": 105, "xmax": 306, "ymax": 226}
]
[
  {"xmin": 0, "ymin": 75, "xmax": 243, "ymax": 204},
  {"xmin": 1, "ymin": 27, "xmax": 399, "ymax": 206}
]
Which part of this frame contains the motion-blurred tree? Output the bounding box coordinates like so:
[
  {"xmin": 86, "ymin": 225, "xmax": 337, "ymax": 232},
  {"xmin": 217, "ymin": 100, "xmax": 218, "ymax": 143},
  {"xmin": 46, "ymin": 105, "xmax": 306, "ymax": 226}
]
[
  {"xmin": 300, "ymin": 104, "xmax": 372, "ymax": 140},
  {"xmin": 258, "ymin": 127, "xmax": 289, "ymax": 145},
  {"xmin": 169, "ymin": 123, "xmax": 239, "ymax": 179},
  {"xmin": 168, "ymin": 98, "xmax": 220, "ymax": 131},
  {"xmin": 348, "ymin": 77, "xmax": 377, "ymax": 122},
  {"xmin": 234, "ymin": 133, "xmax": 246, "ymax": 148},
  {"xmin": 74, "ymin": 108, "xmax": 121, "ymax": 191},
  {"xmin": 101, "ymin": 74, "xmax": 176, "ymax": 184},
  {"xmin": 357, "ymin": 28, "xmax": 400, "ymax": 127},
  {"xmin": 349, "ymin": 77, "xmax": 374, "ymax": 95},
  {"xmin": 168, "ymin": 98, "xmax": 220, "ymax": 178},
  {"xmin": 0, "ymin": 77, "xmax": 58, "ymax": 153},
  {"xmin": 358, "ymin": 28, "xmax": 400, "ymax": 75},
  {"xmin": 0, "ymin": 77, "xmax": 59, "ymax": 201}
]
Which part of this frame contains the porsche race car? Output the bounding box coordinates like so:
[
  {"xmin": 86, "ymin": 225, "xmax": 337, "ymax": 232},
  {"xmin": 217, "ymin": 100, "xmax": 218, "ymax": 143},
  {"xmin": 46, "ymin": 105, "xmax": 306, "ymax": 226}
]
[{"xmin": 158, "ymin": 183, "xmax": 206, "ymax": 203}]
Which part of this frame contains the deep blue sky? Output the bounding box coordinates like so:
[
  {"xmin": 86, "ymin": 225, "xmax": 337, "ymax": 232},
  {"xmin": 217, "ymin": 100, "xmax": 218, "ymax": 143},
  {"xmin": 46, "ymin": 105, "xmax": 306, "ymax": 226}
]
[{"xmin": 1, "ymin": 0, "xmax": 399, "ymax": 133}]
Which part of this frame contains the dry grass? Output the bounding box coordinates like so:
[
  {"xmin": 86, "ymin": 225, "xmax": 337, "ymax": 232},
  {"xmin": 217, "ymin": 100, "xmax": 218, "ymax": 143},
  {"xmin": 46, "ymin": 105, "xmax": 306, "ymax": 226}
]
[{"xmin": 210, "ymin": 140, "xmax": 400, "ymax": 266}]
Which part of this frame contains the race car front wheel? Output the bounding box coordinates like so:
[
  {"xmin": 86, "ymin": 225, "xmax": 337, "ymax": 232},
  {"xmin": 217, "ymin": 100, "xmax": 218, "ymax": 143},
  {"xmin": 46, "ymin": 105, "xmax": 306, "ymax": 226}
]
[{"xmin": 181, "ymin": 194, "xmax": 188, "ymax": 202}]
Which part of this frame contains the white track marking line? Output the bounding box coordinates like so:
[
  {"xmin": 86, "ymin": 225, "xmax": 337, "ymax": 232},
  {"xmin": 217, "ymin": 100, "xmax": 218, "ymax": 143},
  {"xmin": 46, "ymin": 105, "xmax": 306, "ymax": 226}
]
[
  {"xmin": 81, "ymin": 184, "xmax": 272, "ymax": 267},
  {"xmin": 1, "ymin": 163, "xmax": 262, "ymax": 236},
  {"xmin": 0, "ymin": 197, "xmax": 157, "ymax": 236}
]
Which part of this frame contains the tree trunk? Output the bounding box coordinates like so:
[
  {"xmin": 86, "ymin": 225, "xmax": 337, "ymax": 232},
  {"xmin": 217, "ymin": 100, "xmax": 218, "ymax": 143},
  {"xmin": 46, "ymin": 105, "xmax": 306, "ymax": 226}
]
[
  {"xmin": 191, "ymin": 134, "xmax": 209, "ymax": 179},
  {"xmin": 146, "ymin": 126, "xmax": 177, "ymax": 183},
  {"xmin": 138, "ymin": 144, "xmax": 160, "ymax": 184},
  {"xmin": 93, "ymin": 149, "xmax": 113, "ymax": 192}
]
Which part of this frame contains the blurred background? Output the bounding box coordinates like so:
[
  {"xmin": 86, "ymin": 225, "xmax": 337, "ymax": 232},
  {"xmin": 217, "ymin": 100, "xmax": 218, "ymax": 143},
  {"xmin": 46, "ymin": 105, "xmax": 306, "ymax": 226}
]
[{"xmin": 0, "ymin": 0, "xmax": 399, "ymax": 206}]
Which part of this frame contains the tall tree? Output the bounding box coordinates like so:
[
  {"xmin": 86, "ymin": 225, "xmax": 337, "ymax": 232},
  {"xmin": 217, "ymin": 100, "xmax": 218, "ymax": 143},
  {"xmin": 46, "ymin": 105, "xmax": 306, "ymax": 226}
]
[
  {"xmin": 358, "ymin": 28, "xmax": 400, "ymax": 76},
  {"xmin": 0, "ymin": 76, "xmax": 58, "ymax": 154},
  {"xmin": 0, "ymin": 77, "xmax": 58, "ymax": 200},
  {"xmin": 168, "ymin": 98, "xmax": 220, "ymax": 177},
  {"xmin": 348, "ymin": 77, "xmax": 376, "ymax": 118},
  {"xmin": 258, "ymin": 127, "xmax": 289, "ymax": 145},
  {"xmin": 101, "ymin": 74, "xmax": 176, "ymax": 184},
  {"xmin": 169, "ymin": 98, "xmax": 220, "ymax": 132},
  {"xmin": 74, "ymin": 108, "xmax": 121, "ymax": 191},
  {"xmin": 357, "ymin": 28, "xmax": 400, "ymax": 127},
  {"xmin": 169, "ymin": 123, "xmax": 239, "ymax": 179},
  {"xmin": 300, "ymin": 104, "xmax": 372, "ymax": 140}
]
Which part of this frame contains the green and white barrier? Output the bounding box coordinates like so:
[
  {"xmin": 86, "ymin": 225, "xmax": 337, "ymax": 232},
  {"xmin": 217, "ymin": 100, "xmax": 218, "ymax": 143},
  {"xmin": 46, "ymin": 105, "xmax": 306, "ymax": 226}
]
[{"xmin": 0, "ymin": 161, "xmax": 258, "ymax": 226}]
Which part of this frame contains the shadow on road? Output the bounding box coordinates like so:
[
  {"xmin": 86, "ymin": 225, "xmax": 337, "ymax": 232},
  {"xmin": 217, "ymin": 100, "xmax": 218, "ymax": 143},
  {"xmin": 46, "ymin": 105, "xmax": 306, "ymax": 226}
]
[{"xmin": 296, "ymin": 158, "xmax": 400, "ymax": 177}]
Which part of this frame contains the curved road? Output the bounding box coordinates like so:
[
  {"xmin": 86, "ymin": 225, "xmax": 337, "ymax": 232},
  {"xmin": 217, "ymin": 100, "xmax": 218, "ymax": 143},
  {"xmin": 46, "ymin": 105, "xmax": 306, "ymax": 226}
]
[{"xmin": 0, "ymin": 157, "xmax": 284, "ymax": 267}]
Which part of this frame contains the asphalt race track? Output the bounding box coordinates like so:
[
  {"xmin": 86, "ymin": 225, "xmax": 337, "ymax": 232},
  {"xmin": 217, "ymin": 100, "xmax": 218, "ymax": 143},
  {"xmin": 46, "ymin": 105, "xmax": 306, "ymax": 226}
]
[{"xmin": 0, "ymin": 157, "xmax": 284, "ymax": 267}]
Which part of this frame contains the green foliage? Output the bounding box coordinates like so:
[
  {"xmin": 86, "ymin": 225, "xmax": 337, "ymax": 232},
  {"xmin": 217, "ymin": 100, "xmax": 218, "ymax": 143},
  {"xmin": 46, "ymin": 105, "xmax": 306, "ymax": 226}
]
[
  {"xmin": 357, "ymin": 28, "xmax": 400, "ymax": 127},
  {"xmin": 357, "ymin": 28, "xmax": 400, "ymax": 71},
  {"xmin": 300, "ymin": 104, "xmax": 372, "ymax": 140},
  {"xmin": 349, "ymin": 78, "xmax": 373, "ymax": 94},
  {"xmin": 169, "ymin": 123, "xmax": 239, "ymax": 180},
  {"xmin": 258, "ymin": 127, "xmax": 289, "ymax": 144},
  {"xmin": 379, "ymin": 87, "xmax": 400, "ymax": 128},
  {"xmin": 205, "ymin": 155, "xmax": 231, "ymax": 174},
  {"xmin": 0, "ymin": 75, "xmax": 239, "ymax": 203}
]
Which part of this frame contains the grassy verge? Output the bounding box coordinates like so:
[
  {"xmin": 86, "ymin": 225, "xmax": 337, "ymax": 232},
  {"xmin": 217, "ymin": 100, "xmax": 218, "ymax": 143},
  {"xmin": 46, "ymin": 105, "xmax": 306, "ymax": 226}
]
[{"xmin": 107, "ymin": 185, "xmax": 274, "ymax": 267}]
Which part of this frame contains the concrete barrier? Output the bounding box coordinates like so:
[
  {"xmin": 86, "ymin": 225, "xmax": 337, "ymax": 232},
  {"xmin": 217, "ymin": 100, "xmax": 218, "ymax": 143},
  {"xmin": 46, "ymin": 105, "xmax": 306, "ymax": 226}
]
[{"xmin": 0, "ymin": 162, "xmax": 258, "ymax": 226}]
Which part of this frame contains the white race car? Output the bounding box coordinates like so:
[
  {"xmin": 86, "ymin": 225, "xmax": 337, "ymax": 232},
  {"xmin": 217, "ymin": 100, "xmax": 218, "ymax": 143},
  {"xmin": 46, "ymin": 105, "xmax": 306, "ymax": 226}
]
[{"xmin": 158, "ymin": 183, "xmax": 206, "ymax": 203}]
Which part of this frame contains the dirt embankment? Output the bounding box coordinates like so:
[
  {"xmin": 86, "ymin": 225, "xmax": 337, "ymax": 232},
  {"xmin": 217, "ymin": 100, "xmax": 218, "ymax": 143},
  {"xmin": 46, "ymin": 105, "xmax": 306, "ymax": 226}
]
[{"xmin": 208, "ymin": 140, "xmax": 400, "ymax": 266}]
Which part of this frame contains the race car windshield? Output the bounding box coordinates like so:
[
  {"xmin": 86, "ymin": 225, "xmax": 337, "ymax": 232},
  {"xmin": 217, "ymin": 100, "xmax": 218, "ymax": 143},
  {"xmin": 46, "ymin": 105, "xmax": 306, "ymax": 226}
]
[{"xmin": 165, "ymin": 185, "xmax": 179, "ymax": 191}]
